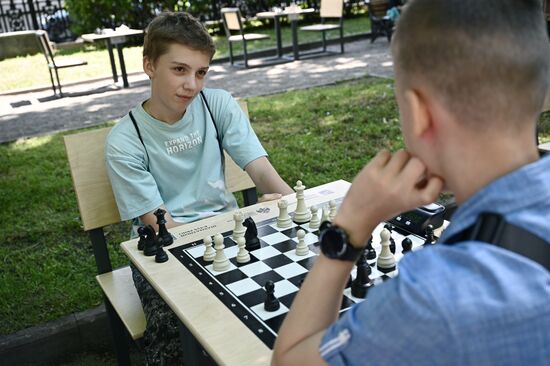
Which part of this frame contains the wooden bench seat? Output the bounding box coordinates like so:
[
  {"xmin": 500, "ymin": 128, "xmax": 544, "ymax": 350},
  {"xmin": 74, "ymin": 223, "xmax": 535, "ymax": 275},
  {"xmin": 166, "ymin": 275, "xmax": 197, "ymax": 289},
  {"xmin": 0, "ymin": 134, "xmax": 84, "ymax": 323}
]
[{"xmin": 96, "ymin": 266, "xmax": 146, "ymax": 340}]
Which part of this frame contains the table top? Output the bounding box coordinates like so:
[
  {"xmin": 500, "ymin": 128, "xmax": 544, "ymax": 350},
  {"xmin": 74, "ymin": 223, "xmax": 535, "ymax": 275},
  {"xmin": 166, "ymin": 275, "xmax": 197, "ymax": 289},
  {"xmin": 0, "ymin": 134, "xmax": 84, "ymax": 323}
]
[
  {"xmin": 256, "ymin": 7, "xmax": 315, "ymax": 19},
  {"xmin": 81, "ymin": 28, "xmax": 143, "ymax": 42},
  {"xmin": 121, "ymin": 179, "xmax": 351, "ymax": 366}
]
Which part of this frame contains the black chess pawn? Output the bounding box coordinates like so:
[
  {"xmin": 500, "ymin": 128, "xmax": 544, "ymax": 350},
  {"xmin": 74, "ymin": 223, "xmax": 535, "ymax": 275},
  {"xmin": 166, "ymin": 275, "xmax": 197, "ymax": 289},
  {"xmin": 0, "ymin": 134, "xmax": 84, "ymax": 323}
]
[
  {"xmin": 264, "ymin": 280, "xmax": 280, "ymax": 312},
  {"xmin": 384, "ymin": 224, "xmax": 396, "ymax": 254},
  {"xmin": 424, "ymin": 224, "xmax": 436, "ymax": 245},
  {"xmin": 155, "ymin": 245, "xmax": 169, "ymax": 263},
  {"xmin": 137, "ymin": 226, "xmax": 147, "ymax": 251},
  {"xmin": 351, "ymin": 250, "xmax": 373, "ymax": 298},
  {"xmin": 243, "ymin": 217, "xmax": 261, "ymax": 251},
  {"xmin": 154, "ymin": 208, "xmax": 173, "ymax": 247},
  {"xmin": 402, "ymin": 237, "xmax": 413, "ymax": 254},
  {"xmin": 366, "ymin": 235, "xmax": 377, "ymax": 260},
  {"xmin": 143, "ymin": 225, "xmax": 159, "ymax": 257}
]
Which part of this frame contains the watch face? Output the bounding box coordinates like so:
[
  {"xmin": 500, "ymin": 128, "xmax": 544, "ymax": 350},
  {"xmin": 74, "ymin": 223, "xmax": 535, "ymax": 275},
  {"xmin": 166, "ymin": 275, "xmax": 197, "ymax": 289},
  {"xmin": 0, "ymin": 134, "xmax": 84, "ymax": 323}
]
[{"xmin": 321, "ymin": 228, "xmax": 346, "ymax": 258}]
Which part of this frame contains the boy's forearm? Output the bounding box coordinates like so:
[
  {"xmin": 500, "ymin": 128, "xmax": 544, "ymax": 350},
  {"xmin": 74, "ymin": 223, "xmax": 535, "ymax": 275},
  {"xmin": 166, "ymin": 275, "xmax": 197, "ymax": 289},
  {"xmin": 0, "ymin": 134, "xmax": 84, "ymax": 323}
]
[
  {"xmin": 272, "ymin": 255, "xmax": 353, "ymax": 366},
  {"xmin": 245, "ymin": 157, "xmax": 293, "ymax": 196}
]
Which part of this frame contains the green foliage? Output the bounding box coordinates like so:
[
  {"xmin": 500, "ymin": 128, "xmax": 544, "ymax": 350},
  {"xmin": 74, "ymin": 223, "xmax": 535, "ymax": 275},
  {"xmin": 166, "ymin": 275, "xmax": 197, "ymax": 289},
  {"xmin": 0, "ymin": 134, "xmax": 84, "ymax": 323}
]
[{"xmin": 0, "ymin": 76, "xmax": 399, "ymax": 334}]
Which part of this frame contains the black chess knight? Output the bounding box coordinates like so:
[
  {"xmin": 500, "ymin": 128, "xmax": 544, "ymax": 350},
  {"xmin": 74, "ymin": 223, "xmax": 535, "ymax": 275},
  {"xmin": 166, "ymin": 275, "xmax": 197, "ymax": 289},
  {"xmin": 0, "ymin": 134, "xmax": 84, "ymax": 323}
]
[{"xmin": 243, "ymin": 217, "xmax": 261, "ymax": 251}]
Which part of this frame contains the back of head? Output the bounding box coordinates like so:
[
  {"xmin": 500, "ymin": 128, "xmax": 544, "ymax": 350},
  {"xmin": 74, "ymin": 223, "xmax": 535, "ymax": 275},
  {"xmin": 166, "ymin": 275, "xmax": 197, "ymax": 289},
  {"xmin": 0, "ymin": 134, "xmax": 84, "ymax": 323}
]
[
  {"xmin": 393, "ymin": 0, "xmax": 550, "ymax": 131},
  {"xmin": 143, "ymin": 12, "xmax": 216, "ymax": 64}
]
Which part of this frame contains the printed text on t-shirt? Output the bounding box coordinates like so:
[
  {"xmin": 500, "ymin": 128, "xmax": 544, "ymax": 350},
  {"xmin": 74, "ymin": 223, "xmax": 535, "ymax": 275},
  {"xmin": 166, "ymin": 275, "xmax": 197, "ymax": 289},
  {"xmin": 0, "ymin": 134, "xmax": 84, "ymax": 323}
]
[{"xmin": 164, "ymin": 131, "xmax": 202, "ymax": 154}]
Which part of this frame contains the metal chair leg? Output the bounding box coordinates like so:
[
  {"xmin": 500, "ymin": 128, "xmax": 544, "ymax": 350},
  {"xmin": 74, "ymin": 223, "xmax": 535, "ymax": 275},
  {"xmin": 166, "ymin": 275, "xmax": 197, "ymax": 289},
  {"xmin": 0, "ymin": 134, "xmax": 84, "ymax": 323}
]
[
  {"xmin": 104, "ymin": 297, "xmax": 132, "ymax": 366},
  {"xmin": 243, "ymin": 40, "xmax": 249, "ymax": 68}
]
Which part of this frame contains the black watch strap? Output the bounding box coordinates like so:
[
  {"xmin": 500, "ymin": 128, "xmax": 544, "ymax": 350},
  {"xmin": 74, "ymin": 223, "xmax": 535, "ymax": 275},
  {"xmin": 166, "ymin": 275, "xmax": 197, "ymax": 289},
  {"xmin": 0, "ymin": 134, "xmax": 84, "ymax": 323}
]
[{"xmin": 318, "ymin": 221, "xmax": 363, "ymax": 261}]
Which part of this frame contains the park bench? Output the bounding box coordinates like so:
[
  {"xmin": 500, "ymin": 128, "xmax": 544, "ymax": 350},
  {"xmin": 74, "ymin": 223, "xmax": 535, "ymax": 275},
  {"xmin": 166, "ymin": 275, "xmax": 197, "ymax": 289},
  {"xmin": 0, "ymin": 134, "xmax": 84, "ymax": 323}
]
[{"xmin": 64, "ymin": 100, "xmax": 258, "ymax": 365}]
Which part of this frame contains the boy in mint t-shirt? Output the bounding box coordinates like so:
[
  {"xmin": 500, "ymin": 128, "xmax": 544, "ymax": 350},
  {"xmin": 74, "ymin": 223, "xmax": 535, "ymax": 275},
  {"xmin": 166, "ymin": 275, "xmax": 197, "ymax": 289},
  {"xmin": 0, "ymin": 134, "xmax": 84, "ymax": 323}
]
[{"xmin": 105, "ymin": 12, "xmax": 292, "ymax": 365}]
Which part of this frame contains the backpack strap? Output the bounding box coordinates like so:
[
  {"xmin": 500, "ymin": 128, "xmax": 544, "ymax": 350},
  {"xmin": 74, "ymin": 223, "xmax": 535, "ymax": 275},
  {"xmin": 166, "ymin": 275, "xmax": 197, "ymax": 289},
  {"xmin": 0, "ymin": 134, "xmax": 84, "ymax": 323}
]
[
  {"xmin": 200, "ymin": 90, "xmax": 226, "ymax": 171},
  {"xmin": 129, "ymin": 110, "xmax": 150, "ymax": 171},
  {"xmin": 445, "ymin": 212, "xmax": 550, "ymax": 271}
]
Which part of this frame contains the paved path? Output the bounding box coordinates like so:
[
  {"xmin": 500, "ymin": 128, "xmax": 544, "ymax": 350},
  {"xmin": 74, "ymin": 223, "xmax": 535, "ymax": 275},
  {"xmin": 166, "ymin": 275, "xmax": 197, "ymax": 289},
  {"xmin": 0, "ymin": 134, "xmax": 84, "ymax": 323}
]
[{"xmin": 0, "ymin": 39, "xmax": 393, "ymax": 144}]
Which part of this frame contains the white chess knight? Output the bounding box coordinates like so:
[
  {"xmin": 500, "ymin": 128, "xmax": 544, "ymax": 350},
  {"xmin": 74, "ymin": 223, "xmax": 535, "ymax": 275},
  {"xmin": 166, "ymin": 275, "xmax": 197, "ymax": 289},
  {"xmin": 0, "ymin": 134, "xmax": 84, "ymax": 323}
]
[
  {"xmin": 377, "ymin": 228, "xmax": 396, "ymax": 273},
  {"xmin": 236, "ymin": 237, "xmax": 250, "ymax": 263},
  {"xmin": 309, "ymin": 206, "xmax": 320, "ymax": 230},
  {"xmin": 277, "ymin": 199, "xmax": 292, "ymax": 228},
  {"xmin": 293, "ymin": 180, "xmax": 311, "ymax": 224},
  {"xmin": 232, "ymin": 210, "xmax": 246, "ymax": 242},
  {"xmin": 295, "ymin": 229, "xmax": 309, "ymax": 256},
  {"xmin": 213, "ymin": 233, "xmax": 230, "ymax": 272},
  {"xmin": 203, "ymin": 235, "xmax": 216, "ymax": 262}
]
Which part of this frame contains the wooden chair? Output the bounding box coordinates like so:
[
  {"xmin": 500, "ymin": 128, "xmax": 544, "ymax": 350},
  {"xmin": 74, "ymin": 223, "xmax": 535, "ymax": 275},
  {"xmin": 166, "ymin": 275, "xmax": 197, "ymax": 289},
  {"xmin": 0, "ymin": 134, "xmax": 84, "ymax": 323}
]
[
  {"xmin": 221, "ymin": 8, "xmax": 271, "ymax": 68},
  {"xmin": 300, "ymin": 0, "xmax": 345, "ymax": 55},
  {"xmin": 63, "ymin": 101, "xmax": 258, "ymax": 366},
  {"xmin": 35, "ymin": 30, "xmax": 87, "ymax": 97},
  {"xmin": 368, "ymin": 0, "xmax": 394, "ymax": 43}
]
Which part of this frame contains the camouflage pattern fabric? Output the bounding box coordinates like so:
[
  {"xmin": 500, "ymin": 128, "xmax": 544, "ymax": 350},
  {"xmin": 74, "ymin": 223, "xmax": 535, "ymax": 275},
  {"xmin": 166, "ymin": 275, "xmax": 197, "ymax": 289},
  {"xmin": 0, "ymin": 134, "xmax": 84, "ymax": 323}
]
[{"xmin": 131, "ymin": 263, "xmax": 183, "ymax": 366}]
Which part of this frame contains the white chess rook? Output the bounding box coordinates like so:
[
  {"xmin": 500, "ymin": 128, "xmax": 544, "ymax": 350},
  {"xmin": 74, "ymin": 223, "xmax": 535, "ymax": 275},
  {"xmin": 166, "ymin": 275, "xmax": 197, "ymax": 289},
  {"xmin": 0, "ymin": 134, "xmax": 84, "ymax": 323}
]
[
  {"xmin": 309, "ymin": 206, "xmax": 320, "ymax": 230},
  {"xmin": 203, "ymin": 235, "xmax": 216, "ymax": 262},
  {"xmin": 293, "ymin": 180, "xmax": 311, "ymax": 224},
  {"xmin": 277, "ymin": 199, "xmax": 292, "ymax": 228},
  {"xmin": 377, "ymin": 228, "xmax": 396, "ymax": 273},
  {"xmin": 213, "ymin": 233, "xmax": 230, "ymax": 271},
  {"xmin": 236, "ymin": 237, "xmax": 251, "ymax": 263},
  {"xmin": 232, "ymin": 210, "xmax": 246, "ymax": 242},
  {"xmin": 295, "ymin": 229, "xmax": 309, "ymax": 256}
]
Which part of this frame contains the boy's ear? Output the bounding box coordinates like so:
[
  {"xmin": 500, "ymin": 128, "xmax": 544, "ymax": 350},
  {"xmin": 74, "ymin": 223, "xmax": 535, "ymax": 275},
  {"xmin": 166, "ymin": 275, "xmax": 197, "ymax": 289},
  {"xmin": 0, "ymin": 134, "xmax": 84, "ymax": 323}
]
[
  {"xmin": 404, "ymin": 88, "xmax": 432, "ymax": 139},
  {"xmin": 143, "ymin": 56, "xmax": 155, "ymax": 78}
]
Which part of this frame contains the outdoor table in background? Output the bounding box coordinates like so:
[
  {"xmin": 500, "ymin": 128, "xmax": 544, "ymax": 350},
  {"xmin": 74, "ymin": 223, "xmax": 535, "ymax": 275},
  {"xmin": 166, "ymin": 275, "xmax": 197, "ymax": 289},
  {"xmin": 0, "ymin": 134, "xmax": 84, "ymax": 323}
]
[
  {"xmin": 256, "ymin": 7, "xmax": 315, "ymax": 60},
  {"xmin": 81, "ymin": 27, "xmax": 143, "ymax": 88}
]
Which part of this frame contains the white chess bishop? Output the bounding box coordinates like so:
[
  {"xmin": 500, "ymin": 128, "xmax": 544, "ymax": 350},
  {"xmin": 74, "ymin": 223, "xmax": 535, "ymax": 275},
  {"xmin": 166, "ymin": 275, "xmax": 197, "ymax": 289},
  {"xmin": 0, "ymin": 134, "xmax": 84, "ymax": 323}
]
[
  {"xmin": 377, "ymin": 228, "xmax": 396, "ymax": 273},
  {"xmin": 293, "ymin": 180, "xmax": 311, "ymax": 224}
]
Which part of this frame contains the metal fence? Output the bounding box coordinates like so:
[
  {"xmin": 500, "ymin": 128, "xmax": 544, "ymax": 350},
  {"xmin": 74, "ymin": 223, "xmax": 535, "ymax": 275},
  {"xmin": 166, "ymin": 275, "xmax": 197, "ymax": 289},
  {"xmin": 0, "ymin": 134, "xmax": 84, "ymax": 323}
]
[
  {"xmin": 0, "ymin": 0, "xmax": 364, "ymax": 43},
  {"xmin": 0, "ymin": 0, "xmax": 72, "ymax": 42}
]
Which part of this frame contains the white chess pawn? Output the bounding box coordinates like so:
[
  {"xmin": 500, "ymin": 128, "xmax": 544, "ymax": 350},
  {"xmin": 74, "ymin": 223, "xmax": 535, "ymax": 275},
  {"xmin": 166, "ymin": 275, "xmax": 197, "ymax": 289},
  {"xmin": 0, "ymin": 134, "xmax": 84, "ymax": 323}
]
[
  {"xmin": 295, "ymin": 229, "xmax": 309, "ymax": 256},
  {"xmin": 321, "ymin": 204, "xmax": 330, "ymax": 223},
  {"xmin": 236, "ymin": 237, "xmax": 250, "ymax": 263},
  {"xmin": 232, "ymin": 210, "xmax": 246, "ymax": 242},
  {"xmin": 377, "ymin": 228, "xmax": 396, "ymax": 273},
  {"xmin": 293, "ymin": 180, "xmax": 311, "ymax": 224},
  {"xmin": 328, "ymin": 200, "xmax": 338, "ymax": 222},
  {"xmin": 277, "ymin": 199, "xmax": 292, "ymax": 228},
  {"xmin": 309, "ymin": 206, "xmax": 320, "ymax": 230},
  {"xmin": 203, "ymin": 235, "xmax": 216, "ymax": 262},
  {"xmin": 213, "ymin": 233, "xmax": 230, "ymax": 272}
]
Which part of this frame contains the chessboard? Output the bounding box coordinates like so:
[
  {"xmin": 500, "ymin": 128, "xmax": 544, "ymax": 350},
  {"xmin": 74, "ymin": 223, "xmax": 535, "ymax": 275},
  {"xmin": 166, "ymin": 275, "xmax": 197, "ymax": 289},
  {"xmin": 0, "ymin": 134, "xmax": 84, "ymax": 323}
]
[{"xmin": 167, "ymin": 197, "xmax": 437, "ymax": 349}]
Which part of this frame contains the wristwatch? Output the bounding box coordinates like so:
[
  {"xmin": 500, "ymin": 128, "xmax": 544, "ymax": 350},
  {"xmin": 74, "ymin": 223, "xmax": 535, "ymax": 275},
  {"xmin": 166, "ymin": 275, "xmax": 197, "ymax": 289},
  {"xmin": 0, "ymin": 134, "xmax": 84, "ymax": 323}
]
[{"xmin": 317, "ymin": 221, "xmax": 363, "ymax": 262}]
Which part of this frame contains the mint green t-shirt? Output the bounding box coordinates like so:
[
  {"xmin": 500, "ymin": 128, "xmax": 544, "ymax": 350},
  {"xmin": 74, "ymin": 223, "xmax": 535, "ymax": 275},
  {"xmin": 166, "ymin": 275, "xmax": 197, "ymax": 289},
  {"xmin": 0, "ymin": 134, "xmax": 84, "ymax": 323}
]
[{"xmin": 105, "ymin": 88, "xmax": 267, "ymax": 223}]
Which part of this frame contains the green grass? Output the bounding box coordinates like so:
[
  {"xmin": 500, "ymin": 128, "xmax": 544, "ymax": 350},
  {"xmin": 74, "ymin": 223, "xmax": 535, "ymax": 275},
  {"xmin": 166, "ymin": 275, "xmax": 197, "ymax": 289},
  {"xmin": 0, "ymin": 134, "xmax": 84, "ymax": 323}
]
[
  {"xmin": 1, "ymin": 75, "xmax": 548, "ymax": 335},
  {"xmin": 0, "ymin": 15, "xmax": 371, "ymax": 93},
  {"xmin": 0, "ymin": 75, "xmax": 398, "ymax": 335}
]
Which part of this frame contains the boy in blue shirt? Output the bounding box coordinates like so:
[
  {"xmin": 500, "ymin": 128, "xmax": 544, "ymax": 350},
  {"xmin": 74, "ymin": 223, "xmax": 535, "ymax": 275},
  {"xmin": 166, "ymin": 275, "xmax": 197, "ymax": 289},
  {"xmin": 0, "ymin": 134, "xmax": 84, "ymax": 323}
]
[
  {"xmin": 273, "ymin": 0, "xmax": 550, "ymax": 365},
  {"xmin": 105, "ymin": 12, "xmax": 292, "ymax": 365}
]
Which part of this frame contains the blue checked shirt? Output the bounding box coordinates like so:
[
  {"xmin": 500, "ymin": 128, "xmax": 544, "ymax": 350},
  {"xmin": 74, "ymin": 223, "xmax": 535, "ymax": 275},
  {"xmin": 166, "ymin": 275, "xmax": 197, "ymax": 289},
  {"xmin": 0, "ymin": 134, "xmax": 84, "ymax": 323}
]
[{"xmin": 320, "ymin": 155, "xmax": 550, "ymax": 365}]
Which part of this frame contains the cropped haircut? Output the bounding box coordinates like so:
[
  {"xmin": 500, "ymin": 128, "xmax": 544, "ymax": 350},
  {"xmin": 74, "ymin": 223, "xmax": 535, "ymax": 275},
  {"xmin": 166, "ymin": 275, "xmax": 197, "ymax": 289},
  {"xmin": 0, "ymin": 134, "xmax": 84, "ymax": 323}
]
[
  {"xmin": 143, "ymin": 12, "xmax": 216, "ymax": 63},
  {"xmin": 392, "ymin": 0, "xmax": 550, "ymax": 130}
]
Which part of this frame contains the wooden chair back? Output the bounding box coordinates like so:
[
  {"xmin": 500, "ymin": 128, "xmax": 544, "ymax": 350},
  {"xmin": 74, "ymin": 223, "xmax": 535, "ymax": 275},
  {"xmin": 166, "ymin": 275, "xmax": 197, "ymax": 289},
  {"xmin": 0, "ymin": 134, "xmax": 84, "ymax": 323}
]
[
  {"xmin": 320, "ymin": 0, "xmax": 344, "ymax": 18},
  {"xmin": 221, "ymin": 8, "xmax": 244, "ymax": 33}
]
